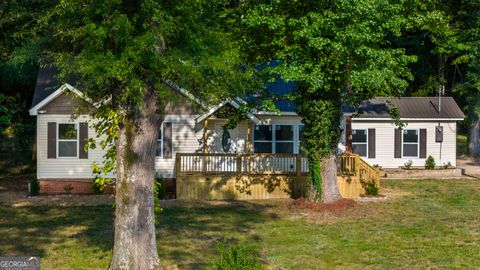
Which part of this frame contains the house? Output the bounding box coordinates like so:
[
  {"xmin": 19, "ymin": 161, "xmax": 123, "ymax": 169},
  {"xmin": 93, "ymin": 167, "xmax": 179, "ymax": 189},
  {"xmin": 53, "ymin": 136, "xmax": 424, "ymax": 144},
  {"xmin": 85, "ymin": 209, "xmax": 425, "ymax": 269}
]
[
  {"xmin": 341, "ymin": 97, "xmax": 465, "ymax": 168},
  {"xmin": 29, "ymin": 68, "xmax": 464, "ymax": 197}
]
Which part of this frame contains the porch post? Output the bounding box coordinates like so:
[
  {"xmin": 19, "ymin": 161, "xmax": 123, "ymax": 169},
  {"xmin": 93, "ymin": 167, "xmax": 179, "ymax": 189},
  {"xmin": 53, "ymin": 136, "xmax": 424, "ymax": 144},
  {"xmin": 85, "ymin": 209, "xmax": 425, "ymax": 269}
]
[
  {"xmin": 203, "ymin": 119, "xmax": 209, "ymax": 154},
  {"xmin": 247, "ymin": 124, "xmax": 252, "ymax": 154}
]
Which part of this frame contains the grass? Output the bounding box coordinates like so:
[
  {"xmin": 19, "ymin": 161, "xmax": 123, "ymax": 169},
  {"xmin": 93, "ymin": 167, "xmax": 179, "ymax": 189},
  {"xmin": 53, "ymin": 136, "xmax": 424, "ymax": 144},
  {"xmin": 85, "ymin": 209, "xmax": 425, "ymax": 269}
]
[
  {"xmin": 1, "ymin": 179, "xmax": 480, "ymax": 269},
  {"xmin": 457, "ymin": 134, "xmax": 468, "ymax": 157}
]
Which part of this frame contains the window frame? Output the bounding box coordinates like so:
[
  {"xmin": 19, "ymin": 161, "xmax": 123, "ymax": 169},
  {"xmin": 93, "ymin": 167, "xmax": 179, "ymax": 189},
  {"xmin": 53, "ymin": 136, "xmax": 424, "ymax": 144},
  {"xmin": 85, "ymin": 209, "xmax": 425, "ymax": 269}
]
[
  {"xmin": 253, "ymin": 124, "xmax": 274, "ymax": 153},
  {"xmin": 274, "ymin": 124, "xmax": 295, "ymax": 154},
  {"xmin": 298, "ymin": 124, "xmax": 305, "ymax": 154},
  {"xmin": 57, "ymin": 122, "xmax": 79, "ymax": 159},
  {"xmin": 352, "ymin": 129, "xmax": 368, "ymax": 157},
  {"xmin": 253, "ymin": 123, "xmax": 303, "ymax": 154},
  {"xmin": 402, "ymin": 128, "xmax": 419, "ymax": 158},
  {"xmin": 156, "ymin": 122, "xmax": 164, "ymax": 158}
]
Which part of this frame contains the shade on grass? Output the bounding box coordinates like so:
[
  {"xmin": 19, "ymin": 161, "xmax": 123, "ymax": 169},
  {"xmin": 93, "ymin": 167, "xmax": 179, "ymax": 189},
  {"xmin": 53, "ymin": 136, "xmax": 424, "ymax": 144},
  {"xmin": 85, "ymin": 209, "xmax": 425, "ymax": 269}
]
[{"xmin": 1, "ymin": 179, "xmax": 480, "ymax": 269}]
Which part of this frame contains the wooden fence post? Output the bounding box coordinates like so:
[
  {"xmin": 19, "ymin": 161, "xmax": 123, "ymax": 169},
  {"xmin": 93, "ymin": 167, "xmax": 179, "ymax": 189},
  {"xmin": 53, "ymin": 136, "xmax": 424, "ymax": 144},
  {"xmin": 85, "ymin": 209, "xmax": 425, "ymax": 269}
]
[{"xmin": 175, "ymin": 153, "xmax": 182, "ymax": 176}]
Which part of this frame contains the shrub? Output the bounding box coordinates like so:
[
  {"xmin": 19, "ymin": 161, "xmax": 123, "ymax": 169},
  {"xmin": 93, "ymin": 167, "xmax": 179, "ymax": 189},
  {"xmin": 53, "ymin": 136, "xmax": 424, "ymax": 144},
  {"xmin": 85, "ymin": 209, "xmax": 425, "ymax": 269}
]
[
  {"xmin": 29, "ymin": 179, "xmax": 40, "ymax": 196},
  {"xmin": 364, "ymin": 180, "xmax": 379, "ymax": 196},
  {"xmin": 208, "ymin": 242, "xmax": 265, "ymax": 270},
  {"xmin": 443, "ymin": 162, "xmax": 452, "ymax": 169},
  {"xmin": 403, "ymin": 160, "xmax": 413, "ymax": 170},
  {"xmin": 154, "ymin": 176, "xmax": 166, "ymax": 200},
  {"xmin": 153, "ymin": 176, "xmax": 166, "ymax": 224},
  {"xmin": 63, "ymin": 184, "xmax": 74, "ymax": 194},
  {"xmin": 425, "ymin": 155, "xmax": 436, "ymax": 170},
  {"xmin": 92, "ymin": 177, "xmax": 114, "ymax": 194}
]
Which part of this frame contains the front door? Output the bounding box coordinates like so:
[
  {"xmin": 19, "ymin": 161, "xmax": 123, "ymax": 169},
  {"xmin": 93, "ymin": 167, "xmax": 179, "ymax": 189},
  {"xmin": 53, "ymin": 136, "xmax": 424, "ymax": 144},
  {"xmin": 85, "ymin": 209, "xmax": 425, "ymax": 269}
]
[{"xmin": 213, "ymin": 123, "xmax": 238, "ymax": 153}]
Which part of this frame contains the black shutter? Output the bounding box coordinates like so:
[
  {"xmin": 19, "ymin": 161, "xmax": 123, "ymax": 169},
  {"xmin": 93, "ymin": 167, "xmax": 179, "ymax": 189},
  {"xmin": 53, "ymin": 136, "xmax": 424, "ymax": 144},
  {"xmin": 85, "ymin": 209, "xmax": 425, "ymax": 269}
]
[
  {"xmin": 163, "ymin": 122, "xmax": 172, "ymax": 159},
  {"xmin": 394, "ymin": 128, "xmax": 401, "ymax": 158},
  {"xmin": 47, "ymin": 122, "xmax": 57, "ymax": 159},
  {"xmin": 79, "ymin": 122, "xmax": 88, "ymax": 159},
  {"xmin": 419, "ymin": 129, "xmax": 427, "ymax": 158},
  {"xmin": 368, "ymin": 128, "xmax": 376, "ymax": 158}
]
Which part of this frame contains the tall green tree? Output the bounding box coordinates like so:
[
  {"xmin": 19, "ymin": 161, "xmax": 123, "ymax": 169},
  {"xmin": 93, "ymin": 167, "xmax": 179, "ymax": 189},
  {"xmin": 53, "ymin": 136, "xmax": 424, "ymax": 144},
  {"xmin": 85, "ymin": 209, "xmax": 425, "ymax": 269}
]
[
  {"xmin": 237, "ymin": 0, "xmax": 431, "ymax": 202},
  {"xmin": 13, "ymin": 1, "xmax": 254, "ymax": 268}
]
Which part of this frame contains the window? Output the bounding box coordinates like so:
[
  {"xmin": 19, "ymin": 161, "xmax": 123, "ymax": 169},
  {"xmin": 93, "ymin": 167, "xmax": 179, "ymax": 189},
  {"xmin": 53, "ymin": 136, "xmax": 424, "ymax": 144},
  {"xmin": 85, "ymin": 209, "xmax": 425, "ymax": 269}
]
[
  {"xmin": 352, "ymin": 129, "xmax": 367, "ymax": 157},
  {"xmin": 275, "ymin": 125, "xmax": 294, "ymax": 153},
  {"xmin": 58, "ymin": 123, "xmax": 78, "ymax": 157},
  {"xmin": 298, "ymin": 124, "xmax": 305, "ymax": 154},
  {"xmin": 403, "ymin": 129, "xmax": 418, "ymax": 157},
  {"xmin": 254, "ymin": 125, "xmax": 273, "ymax": 153},
  {"xmin": 156, "ymin": 123, "xmax": 163, "ymax": 157},
  {"xmin": 253, "ymin": 124, "xmax": 300, "ymax": 154}
]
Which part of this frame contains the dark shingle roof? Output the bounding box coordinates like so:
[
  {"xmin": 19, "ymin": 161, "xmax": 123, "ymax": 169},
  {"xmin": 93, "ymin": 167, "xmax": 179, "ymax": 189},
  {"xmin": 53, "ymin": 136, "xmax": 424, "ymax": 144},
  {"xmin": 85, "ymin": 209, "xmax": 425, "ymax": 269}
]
[
  {"xmin": 355, "ymin": 97, "xmax": 465, "ymax": 119},
  {"xmin": 31, "ymin": 67, "xmax": 80, "ymax": 109},
  {"xmin": 31, "ymin": 67, "xmax": 61, "ymax": 108}
]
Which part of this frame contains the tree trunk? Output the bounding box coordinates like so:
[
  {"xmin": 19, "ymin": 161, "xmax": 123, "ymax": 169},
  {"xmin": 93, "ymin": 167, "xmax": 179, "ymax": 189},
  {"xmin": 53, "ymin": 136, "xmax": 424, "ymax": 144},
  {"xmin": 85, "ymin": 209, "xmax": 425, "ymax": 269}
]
[
  {"xmin": 110, "ymin": 89, "xmax": 163, "ymax": 270},
  {"xmin": 469, "ymin": 119, "xmax": 480, "ymax": 157},
  {"xmin": 320, "ymin": 154, "xmax": 342, "ymax": 203}
]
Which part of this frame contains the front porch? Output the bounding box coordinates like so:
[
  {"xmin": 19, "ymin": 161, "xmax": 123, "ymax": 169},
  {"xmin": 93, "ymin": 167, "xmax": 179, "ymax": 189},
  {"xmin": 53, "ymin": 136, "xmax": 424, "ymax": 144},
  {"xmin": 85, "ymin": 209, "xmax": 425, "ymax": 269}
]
[{"xmin": 175, "ymin": 153, "xmax": 380, "ymax": 200}]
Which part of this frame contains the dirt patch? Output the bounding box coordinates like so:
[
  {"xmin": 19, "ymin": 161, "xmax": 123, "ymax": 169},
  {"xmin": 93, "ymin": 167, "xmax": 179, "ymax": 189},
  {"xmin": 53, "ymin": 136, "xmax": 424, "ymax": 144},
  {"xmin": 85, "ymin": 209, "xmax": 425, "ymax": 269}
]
[
  {"xmin": 0, "ymin": 174, "xmax": 33, "ymax": 192},
  {"xmin": 288, "ymin": 198, "xmax": 356, "ymax": 212},
  {"xmin": 0, "ymin": 191, "xmax": 114, "ymax": 207}
]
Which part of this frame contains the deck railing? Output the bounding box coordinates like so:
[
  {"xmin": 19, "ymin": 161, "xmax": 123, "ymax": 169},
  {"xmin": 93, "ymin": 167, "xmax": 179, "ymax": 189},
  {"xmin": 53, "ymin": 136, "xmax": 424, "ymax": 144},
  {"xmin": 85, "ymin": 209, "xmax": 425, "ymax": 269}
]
[
  {"xmin": 337, "ymin": 154, "xmax": 381, "ymax": 183},
  {"xmin": 176, "ymin": 153, "xmax": 309, "ymax": 176}
]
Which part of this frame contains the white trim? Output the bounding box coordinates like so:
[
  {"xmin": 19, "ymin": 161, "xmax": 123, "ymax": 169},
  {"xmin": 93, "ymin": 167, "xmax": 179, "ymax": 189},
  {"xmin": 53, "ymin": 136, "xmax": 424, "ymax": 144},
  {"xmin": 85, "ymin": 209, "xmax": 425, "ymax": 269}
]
[
  {"xmin": 155, "ymin": 122, "xmax": 164, "ymax": 158},
  {"xmin": 253, "ymin": 123, "xmax": 302, "ymax": 154},
  {"xmin": 57, "ymin": 122, "xmax": 79, "ymax": 159},
  {"xmin": 164, "ymin": 80, "xmax": 208, "ymax": 109},
  {"xmin": 352, "ymin": 129, "xmax": 368, "ymax": 157},
  {"xmin": 254, "ymin": 111, "xmax": 298, "ymax": 116},
  {"xmin": 353, "ymin": 117, "xmax": 464, "ymax": 121},
  {"xmin": 29, "ymin": 87, "xmax": 65, "ymax": 116},
  {"xmin": 402, "ymin": 128, "xmax": 419, "ymax": 158},
  {"xmin": 29, "ymin": 83, "xmax": 93, "ymax": 116},
  {"xmin": 195, "ymin": 98, "xmax": 261, "ymax": 124}
]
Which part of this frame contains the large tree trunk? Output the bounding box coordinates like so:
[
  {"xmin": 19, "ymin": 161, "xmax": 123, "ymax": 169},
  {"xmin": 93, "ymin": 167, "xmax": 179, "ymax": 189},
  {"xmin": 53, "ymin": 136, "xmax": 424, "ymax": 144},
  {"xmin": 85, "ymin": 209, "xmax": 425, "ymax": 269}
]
[
  {"xmin": 110, "ymin": 89, "xmax": 163, "ymax": 270},
  {"xmin": 321, "ymin": 154, "xmax": 342, "ymax": 203},
  {"xmin": 469, "ymin": 119, "xmax": 480, "ymax": 157}
]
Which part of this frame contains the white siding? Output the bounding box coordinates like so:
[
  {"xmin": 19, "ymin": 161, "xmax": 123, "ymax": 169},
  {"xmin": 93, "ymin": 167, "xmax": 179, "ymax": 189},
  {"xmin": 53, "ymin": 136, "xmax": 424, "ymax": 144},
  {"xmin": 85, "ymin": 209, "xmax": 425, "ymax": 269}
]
[
  {"xmin": 37, "ymin": 114, "xmax": 205, "ymax": 179},
  {"xmin": 349, "ymin": 120, "xmax": 457, "ymax": 168},
  {"xmin": 37, "ymin": 112, "xmax": 459, "ymax": 178},
  {"xmin": 155, "ymin": 114, "xmax": 204, "ymax": 178},
  {"xmin": 37, "ymin": 114, "xmax": 112, "ymax": 179}
]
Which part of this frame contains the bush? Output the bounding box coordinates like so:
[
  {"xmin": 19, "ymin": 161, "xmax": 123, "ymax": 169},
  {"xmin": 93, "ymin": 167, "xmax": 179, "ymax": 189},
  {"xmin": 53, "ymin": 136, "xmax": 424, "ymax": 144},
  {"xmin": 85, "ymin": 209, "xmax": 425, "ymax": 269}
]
[
  {"xmin": 208, "ymin": 242, "xmax": 265, "ymax": 270},
  {"xmin": 154, "ymin": 176, "xmax": 166, "ymax": 224},
  {"xmin": 364, "ymin": 180, "xmax": 379, "ymax": 196},
  {"xmin": 443, "ymin": 162, "xmax": 453, "ymax": 169},
  {"xmin": 29, "ymin": 179, "xmax": 40, "ymax": 196},
  {"xmin": 154, "ymin": 176, "xmax": 166, "ymax": 200},
  {"xmin": 403, "ymin": 160, "xmax": 413, "ymax": 170},
  {"xmin": 425, "ymin": 155, "xmax": 436, "ymax": 170},
  {"xmin": 92, "ymin": 177, "xmax": 114, "ymax": 194}
]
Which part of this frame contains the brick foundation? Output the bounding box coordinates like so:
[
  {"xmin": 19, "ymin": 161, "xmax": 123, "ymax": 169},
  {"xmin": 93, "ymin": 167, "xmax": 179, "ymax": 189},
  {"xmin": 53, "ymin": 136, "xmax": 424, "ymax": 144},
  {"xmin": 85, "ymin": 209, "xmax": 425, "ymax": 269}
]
[
  {"xmin": 39, "ymin": 179, "xmax": 96, "ymax": 194},
  {"xmin": 38, "ymin": 178, "xmax": 175, "ymax": 196}
]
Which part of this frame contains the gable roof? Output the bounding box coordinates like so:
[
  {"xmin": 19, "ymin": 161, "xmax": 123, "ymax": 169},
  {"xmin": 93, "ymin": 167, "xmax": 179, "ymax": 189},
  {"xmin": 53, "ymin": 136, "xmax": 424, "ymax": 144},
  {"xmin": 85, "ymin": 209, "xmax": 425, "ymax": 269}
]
[
  {"xmin": 195, "ymin": 98, "xmax": 261, "ymax": 124},
  {"xmin": 354, "ymin": 97, "xmax": 465, "ymax": 120},
  {"xmin": 29, "ymin": 68, "xmax": 206, "ymax": 116}
]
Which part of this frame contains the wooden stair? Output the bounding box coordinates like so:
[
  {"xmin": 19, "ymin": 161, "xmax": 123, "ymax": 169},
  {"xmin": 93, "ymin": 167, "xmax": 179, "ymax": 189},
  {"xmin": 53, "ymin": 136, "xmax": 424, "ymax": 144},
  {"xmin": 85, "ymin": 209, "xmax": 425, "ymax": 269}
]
[{"xmin": 337, "ymin": 154, "xmax": 381, "ymax": 198}]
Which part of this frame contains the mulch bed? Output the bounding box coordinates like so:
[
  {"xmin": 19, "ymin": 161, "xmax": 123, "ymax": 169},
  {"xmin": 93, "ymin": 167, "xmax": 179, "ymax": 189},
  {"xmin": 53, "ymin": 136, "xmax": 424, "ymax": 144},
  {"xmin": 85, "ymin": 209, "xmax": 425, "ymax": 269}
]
[{"xmin": 288, "ymin": 198, "xmax": 357, "ymax": 213}]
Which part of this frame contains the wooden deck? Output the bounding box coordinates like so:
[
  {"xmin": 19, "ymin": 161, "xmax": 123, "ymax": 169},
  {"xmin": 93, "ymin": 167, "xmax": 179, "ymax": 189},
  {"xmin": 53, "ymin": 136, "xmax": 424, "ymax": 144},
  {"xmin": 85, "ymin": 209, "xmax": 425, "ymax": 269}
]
[{"xmin": 175, "ymin": 153, "xmax": 380, "ymax": 200}]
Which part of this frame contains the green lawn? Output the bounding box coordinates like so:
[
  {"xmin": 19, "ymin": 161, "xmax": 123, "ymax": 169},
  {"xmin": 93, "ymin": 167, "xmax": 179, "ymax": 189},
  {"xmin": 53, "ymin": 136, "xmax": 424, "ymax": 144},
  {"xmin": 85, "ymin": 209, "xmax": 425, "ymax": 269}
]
[{"xmin": 1, "ymin": 179, "xmax": 480, "ymax": 269}]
